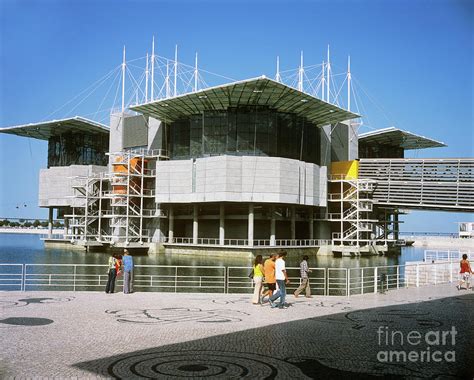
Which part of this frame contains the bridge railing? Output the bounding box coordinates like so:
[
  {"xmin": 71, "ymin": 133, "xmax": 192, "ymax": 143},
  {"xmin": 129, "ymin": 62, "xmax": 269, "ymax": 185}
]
[
  {"xmin": 0, "ymin": 261, "xmax": 462, "ymax": 295},
  {"xmin": 423, "ymin": 250, "xmax": 473, "ymax": 262}
]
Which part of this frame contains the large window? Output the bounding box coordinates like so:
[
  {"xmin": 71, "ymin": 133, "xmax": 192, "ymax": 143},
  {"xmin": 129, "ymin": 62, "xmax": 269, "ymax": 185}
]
[
  {"xmin": 47, "ymin": 133, "xmax": 108, "ymax": 167},
  {"xmin": 167, "ymin": 107, "xmax": 321, "ymax": 165}
]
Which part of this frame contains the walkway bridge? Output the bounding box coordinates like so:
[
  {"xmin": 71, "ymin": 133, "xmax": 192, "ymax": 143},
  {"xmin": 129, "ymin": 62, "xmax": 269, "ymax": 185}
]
[{"xmin": 358, "ymin": 158, "xmax": 474, "ymax": 211}]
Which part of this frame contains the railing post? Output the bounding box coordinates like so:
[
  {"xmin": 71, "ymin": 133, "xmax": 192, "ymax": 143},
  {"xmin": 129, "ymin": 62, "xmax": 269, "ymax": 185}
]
[
  {"xmin": 396, "ymin": 266, "xmax": 400, "ymax": 289},
  {"xmin": 174, "ymin": 267, "xmax": 178, "ymax": 293},
  {"xmin": 449, "ymin": 262, "xmax": 453, "ymax": 283},
  {"xmin": 73, "ymin": 265, "xmax": 77, "ymax": 291},
  {"xmin": 374, "ymin": 267, "xmax": 378, "ymax": 294},
  {"xmin": 416, "ymin": 264, "xmax": 420, "ymax": 287},
  {"xmin": 22, "ymin": 264, "xmax": 26, "ymax": 292},
  {"xmin": 347, "ymin": 269, "xmax": 350, "ymax": 297},
  {"xmin": 361, "ymin": 268, "xmax": 364, "ymax": 295}
]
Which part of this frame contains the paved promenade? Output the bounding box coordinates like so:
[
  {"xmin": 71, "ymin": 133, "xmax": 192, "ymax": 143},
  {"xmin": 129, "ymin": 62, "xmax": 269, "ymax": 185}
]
[{"xmin": 1, "ymin": 285, "xmax": 472, "ymax": 379}]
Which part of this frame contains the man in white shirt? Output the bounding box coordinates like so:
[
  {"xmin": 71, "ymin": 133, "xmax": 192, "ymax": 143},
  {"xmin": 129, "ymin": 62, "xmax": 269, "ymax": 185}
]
[{"xmin": 269, "ymin": 251, "xmax": 290, "ymax": 309}]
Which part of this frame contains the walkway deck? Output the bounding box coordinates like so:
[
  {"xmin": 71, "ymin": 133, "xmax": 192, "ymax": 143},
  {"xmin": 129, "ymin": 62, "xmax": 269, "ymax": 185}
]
[{"xmin": 1, "ymin": 284, "xmax": 472, "ymax": 378}]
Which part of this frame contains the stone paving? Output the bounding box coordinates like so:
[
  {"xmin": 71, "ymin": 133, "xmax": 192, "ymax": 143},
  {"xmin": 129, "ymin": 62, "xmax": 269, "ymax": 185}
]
[{"xmin": 0, "ymin": 285, "xmax": 473, "ymax": 379}]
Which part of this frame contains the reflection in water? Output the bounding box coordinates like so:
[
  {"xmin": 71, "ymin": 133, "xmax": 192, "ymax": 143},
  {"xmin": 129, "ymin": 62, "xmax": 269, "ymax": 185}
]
[{"xmin": 0, "ymin": 233, "xmax": 431, "ymax": 269}]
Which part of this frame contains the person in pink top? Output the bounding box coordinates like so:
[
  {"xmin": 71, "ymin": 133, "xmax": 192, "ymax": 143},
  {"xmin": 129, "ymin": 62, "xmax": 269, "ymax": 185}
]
[{"xmin": 457, "ymin": 254, "xmax": 473, "ymax": 290}]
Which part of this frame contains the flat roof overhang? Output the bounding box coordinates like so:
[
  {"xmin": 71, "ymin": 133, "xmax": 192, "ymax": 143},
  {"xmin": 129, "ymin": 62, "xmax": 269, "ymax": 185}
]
[
  {"xmin": 130, "ymin": 76, "xmax": 359, "ymax": 126},
  {"xmin": 358, "ymin": 127, "xmax": 446, "ymax": 150},
  {"xmin": 0, "ymin": 116, "xmax": 109, "ymax": 141}
]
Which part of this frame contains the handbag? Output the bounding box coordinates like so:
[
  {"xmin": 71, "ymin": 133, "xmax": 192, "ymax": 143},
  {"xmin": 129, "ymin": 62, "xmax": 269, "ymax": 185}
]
[{"xmin": 248, "ymin": 268, "xmax": 254, "ymax": 279}]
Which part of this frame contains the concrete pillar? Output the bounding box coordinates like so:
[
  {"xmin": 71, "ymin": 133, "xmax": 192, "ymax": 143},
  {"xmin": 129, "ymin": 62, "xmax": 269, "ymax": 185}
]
[
  {"xmin": 248, "ymin": 203, "xmax": 254, "ymax": 246},
  {"xmin": 219, "ymin": 204, "xmax": 225, "ymax": 245},
  {"xmin": 291, "ymin": 206, "xmax": 296, "ymax": 240},
  {"xmin": 193, "ymin": 204, "xmax": 198, "ymax": 245},
  {"xmin": 309, "ymin": 208, "xmax": 314, "ymax": 240},
  {"xmin": 168, "ymin": 206, "xmax": 174, "ymax": 242},
  {"xmin": 64, "ymin": 218, "xmax": 69, "ymax": 238},
  {"xmin": 48, "ymin": 208, "xmax": 53, "ymax": 238},
  {"xmin": 270, "ymin": 206, "xmax": 276, "ymax": 246},
  {"xmin": 393, "ymin": 213, "xmax": 399, "ymax": 241}
]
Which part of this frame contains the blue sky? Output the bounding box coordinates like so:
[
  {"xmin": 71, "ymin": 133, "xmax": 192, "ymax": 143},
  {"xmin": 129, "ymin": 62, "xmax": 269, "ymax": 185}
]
[{"xmin": 0, "ymin": 0, "xmax": 472, "ymax": 231}]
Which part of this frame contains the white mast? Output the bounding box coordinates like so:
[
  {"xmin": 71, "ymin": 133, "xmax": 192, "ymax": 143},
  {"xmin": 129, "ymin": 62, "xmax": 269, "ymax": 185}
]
[
  {"xmin": 347, "ymin": 55, "xmax": 351, "ymax": 111},
  {"xmin": 298, "ymin": 51, "xmax": 304, "ymax": 92},
  {"xmin": 151, "ymin": 36, "xmax": 155, "ymax": 101},
  {"xmin": 174, "ymin": 44, "xmax": 178, "ymax": 97},
  {"xmin": 194, "ymin": 52, "xmax": 198, "ymax": 92},
  {"xmin": 321, "ymin": 60, "xmax": 325, "ymax": 101},
  {"xmin": 275, "ymin": 56, "xmax": 281, "ymax": 83},
  {"xmin": 165, "ymin": 61, "xmax": 170, "ymax": 98},
  {"xmin": 145, "ymin": 53, "xmax": 149, "ymax": 102},
  {"xmin": 121, "ymin": 46, "xmax": 126, "ymax": 112},
  {"xmin": 326, "ymin": 45, "xmax": 330, "ymax": 103}
]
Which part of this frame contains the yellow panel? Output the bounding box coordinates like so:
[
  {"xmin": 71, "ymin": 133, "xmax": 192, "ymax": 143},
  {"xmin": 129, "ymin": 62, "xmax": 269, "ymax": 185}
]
[{"xmin": 331, "ymin": 160, "xmax": 359, "ymax": 179}]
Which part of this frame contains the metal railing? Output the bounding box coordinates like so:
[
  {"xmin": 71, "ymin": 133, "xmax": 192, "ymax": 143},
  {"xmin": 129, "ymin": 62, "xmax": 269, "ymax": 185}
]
[
  {"xmin": 163, "ymin": 237, "xmax": 330, "ymax": 247},
  {"xmin": 424, "ymin": 250, "xmax": 473, "ymax": 262},
  {"xmin": 0, "ymin": 261, "xmax": 460, "ymax": 295}
]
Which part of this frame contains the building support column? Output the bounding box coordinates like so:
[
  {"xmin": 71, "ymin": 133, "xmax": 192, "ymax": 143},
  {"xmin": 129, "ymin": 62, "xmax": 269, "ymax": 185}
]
[
  {"xmin": 291, "ymin": 206, "xmax": 296, "ymax": 240},
  {"xmin": 393, "ymin": 212, "xmax": 399, "ymax": 241},
  {"xmin": 309, "ymin": 208, "xmax": 314, "ymax": 240},
  {"xmin": 48, "ymin": 208, "xmax": 53, "ymax": 238},
  {"xmin": 270, "ymin": 206, "xmax": 276, "ymax": 246},
  {"xmin": 64, "ymin": 218, "xmax": 69, "ymax": 238},
  {"xmin": 193, "ymin": 204, "xmax": 199, "ymax": 245},
  {"xmin": 219, "ymin": 204, "xmax": 225, "ymax": 246},
  {"xmin": 248, "ymin": 203, "xmax": 254, "ymax": 247},
  {"xmin": 168, "ymin": 206, "xmax": 174, "ymax": 242}
]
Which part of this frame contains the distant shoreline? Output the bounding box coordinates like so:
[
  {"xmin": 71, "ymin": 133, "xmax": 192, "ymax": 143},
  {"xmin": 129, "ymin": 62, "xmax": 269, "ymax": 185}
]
[{"xmin": 0, "ymin": 228, "xmax": 64, "ymax": 235}]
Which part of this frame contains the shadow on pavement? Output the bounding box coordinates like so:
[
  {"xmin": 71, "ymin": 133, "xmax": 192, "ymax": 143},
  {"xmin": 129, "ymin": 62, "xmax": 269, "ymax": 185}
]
[{"xmin": 74, "ymin": 293, "xmax": 474, "ymax": 379}]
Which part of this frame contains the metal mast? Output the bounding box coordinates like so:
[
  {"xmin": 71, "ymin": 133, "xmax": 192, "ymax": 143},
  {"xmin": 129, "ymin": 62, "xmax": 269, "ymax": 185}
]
[
  {"xmin": 151, "ymin": 36, "xmax": 155, "ymax": 101},
  {"xmin": 275, "ymin": 56, "xmax": 281, "ymax": 83},
  {"xmin": 121, "ymin": 46, "xmax": 126, "ymax": 112},
  {"xmin": 194, "ymin": 52, "xmax": 198, "ymax": 92},
  {"xmin": 326, "ymin": 45, "xmax": 331, "ymax": 103},
  {"xmin": 145, "ymin": 53, "xmax": 149, "ymax": 102},
  {"xmin": 174, "ymin": 45, "xmax": 178, "ymax": 97},
  {"xmin": 165, "ymin": 61, "xmax": 170, "ymax": 98},
  {"xmin": 322, "ymin": 60, "xmax": 325, "ymax": 101},
  {"xmin": 298, "ymin": 51, "xmax": 304, "ymax": 92},
  {"xmin": 347, "ymin": 55, "xmax": 351, "ymax": 111}
]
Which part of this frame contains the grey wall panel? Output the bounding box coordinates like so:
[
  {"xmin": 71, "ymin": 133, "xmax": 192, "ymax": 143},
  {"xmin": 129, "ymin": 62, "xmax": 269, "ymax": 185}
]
[
  {"xmin": 123, "ymin": 114, "xmax": 148, "ymax": 148},
  {"xmin": 155, "ymin": 156, "xmax": 327, "ymax": 206}
]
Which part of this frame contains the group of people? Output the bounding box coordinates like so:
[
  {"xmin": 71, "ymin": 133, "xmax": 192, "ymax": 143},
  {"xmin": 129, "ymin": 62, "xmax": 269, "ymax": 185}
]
[
  {"xmin": 252, "ymin": 251, "xmax": 312, "ymax": 309},
  {"xmin": 105, "ymin": 249, "xmax": 134, "ymax": 294}
]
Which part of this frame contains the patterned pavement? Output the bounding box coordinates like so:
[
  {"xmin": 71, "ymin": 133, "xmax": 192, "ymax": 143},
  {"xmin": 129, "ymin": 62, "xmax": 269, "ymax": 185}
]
[{"xmin": 0, "ymin": 285, "xmax": 472, "ymax": 379}]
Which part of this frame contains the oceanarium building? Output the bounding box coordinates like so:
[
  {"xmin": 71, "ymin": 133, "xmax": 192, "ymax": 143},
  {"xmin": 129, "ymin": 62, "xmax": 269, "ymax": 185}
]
[{"xmin": 2, "ymin": 75, "xmax": 473, "ymax": 255}]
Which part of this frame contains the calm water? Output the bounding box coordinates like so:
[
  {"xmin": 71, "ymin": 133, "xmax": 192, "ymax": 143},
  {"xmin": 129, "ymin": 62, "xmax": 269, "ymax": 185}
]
[{"xmin": 0, "ymin": 233, "xmax": 428, "ymax": 269}]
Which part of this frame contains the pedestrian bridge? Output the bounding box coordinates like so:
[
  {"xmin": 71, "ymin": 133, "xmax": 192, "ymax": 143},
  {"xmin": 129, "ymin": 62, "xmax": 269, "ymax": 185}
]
[{"xmin": 358, "ymin": 158, "xmax": 474, "ymax": 211}]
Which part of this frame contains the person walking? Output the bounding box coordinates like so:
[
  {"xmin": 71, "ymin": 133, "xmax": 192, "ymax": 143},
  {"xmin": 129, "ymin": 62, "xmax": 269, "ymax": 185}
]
[
  {"xmin": 122, "ymin": 249, "xmax": 134, "ymax": 294},
  {"xmin": 294, "ymin": 255, "xmax": 312, "ymax": 298},
  {"xmin": 269, "ymin": 251, "xmax": 290, "ymax": 309},
  {"xmin": 105, "ymin": 254, "xmax": 118, "ymax": 294},
  {"xmin": 252, "ymin": 255, "xmax": 265, "ymax": 305},
  {"xmin": 457, "ymin": 254, "xmax": 473, "ymax": 290},
  {"xmin": 262, "ymin": 253, "xmax": 277, "ymax": 302}
]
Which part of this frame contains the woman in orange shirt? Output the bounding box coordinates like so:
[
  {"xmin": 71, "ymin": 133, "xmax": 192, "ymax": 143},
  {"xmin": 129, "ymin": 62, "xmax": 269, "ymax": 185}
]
[{"xmin": 457, "ymin": 254, "xmax": 473, "ymax": 290}]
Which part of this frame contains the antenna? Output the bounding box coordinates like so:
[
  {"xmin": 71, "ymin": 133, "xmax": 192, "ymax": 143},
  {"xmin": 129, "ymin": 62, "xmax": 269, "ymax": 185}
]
[
  {"xmin": 194, "ymin": 52, "xmax": 198, "ymax": 92},
  {"xmin": 174, "ymin": 44, "xmax": 178, "ymax": 97},
  {"xmin": 151, "ymin": 36, "xmax": 155, "ymax": 101},
  {"xmin": 298, "ymin": 51, "xmax": 304, "ymax": 92},
  {"xmin": 275, "ymin": 56, "xmax": 281, "ymax": 83},
  {"xmin": 321, "ymin": 60, "xmax": 325, "ymax": 101},
  {"xmin": 121, "ymin": 46, "xmax": 126, "ymax": 112},
  {"xmin": 326, "ymin": 45, "xmax": 330, "ymax": 103},
  {"xmin": 145, "ymin": 53, "xmax": 149, "ymax": 102},
  {"xmin": 347, "ymin": 55, "xmax": 351, "ymax": 111}
]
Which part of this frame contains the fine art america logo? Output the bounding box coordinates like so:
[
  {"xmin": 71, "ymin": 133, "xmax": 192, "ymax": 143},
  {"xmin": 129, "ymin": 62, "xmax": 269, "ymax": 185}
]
[{"xmin": 377, "ymin": 326, "xmax": 457, "ymax": 363}]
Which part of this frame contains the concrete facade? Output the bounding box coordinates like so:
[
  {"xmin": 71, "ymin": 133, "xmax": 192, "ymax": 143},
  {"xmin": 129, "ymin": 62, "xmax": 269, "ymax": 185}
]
[
  {"xmin": 39, "ymin": 165, "xmax": 107, "ymax": 207},
  {"xmin": 155, "ymin": 155, "xmax": 327, "ymax": 206}
]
